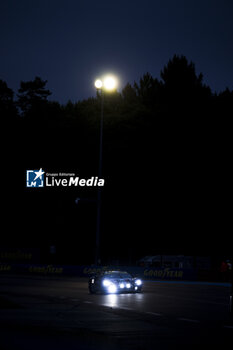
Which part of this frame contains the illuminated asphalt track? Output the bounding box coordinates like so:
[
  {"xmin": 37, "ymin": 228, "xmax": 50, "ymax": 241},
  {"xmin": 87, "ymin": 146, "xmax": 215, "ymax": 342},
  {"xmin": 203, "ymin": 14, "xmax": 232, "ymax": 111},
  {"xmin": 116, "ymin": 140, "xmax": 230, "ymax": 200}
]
[{"xmin": 0, "ymin": 274, "xmax": 232, "ymax": 349}]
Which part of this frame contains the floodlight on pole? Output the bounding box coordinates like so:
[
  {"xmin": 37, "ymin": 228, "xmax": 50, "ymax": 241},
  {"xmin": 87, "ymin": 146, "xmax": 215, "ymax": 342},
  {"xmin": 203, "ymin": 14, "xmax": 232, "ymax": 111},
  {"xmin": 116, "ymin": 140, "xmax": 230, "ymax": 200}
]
[
  {"xmin": 95, "ymin": 79, "xmax": 103, "ymax": 89},
  {"xmin": 94, "ymin": 74, "xmax": 118, "ymax": 266},
  {"xmin": 95, "ymin": 75, "xmax": 118, "ymax": 92},
  {"xmin": 103, "ymin": 76, "xmax": 117, "ymax": 91}
]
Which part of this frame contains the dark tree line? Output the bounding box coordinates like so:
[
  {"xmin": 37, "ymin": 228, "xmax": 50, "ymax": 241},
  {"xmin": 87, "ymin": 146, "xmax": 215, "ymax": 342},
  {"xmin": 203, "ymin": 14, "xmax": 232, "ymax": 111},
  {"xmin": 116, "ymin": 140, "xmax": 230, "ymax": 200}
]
[
  {"xmin": 2, "ymin": 54, "xmax": 232, "ymax": 264},
  {"xmin": 3, "ymin": 54, "xmax": 232, "ymax": 171},
  {"xmin": 2, "ymin": 54, "xmax": 232, "ymax": 123}
]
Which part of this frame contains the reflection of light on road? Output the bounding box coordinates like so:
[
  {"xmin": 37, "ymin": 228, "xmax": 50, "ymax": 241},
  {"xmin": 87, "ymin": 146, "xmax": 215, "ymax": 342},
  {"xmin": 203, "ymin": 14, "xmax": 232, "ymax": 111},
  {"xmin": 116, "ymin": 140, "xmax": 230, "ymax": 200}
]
[
  {"xmin": 135, "ymin": 293, "xmax": 143, "ymax": 301},
  {"xmin": 105, "ymin": 294, "xmax": 118, "ymax": 308},
  {"xmin": 102, "ymin": 292, "xmax": 144, "ymax": 309}
]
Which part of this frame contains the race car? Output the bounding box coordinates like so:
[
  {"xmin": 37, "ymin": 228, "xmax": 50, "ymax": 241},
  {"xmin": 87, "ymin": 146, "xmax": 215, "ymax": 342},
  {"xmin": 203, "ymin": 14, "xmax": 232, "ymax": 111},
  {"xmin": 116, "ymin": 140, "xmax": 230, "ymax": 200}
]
[{"xmin": 88, "ymin": 270, "xmax": 143, "ymax": 294}]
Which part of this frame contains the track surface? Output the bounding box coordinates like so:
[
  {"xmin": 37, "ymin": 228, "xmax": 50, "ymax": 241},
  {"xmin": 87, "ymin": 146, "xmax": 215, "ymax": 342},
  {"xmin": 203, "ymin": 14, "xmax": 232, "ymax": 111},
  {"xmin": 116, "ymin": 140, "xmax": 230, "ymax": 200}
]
[{"xmin": 0, "ymin": 274, "xmax": 232, "ymax": 349}]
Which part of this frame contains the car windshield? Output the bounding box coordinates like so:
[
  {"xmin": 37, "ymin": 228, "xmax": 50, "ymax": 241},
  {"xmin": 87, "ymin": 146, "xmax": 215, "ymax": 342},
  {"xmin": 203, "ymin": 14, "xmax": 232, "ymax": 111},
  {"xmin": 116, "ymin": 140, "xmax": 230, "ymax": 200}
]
[{"xmin": 103, "ymin": 271, "xmax": 132, "ymax": 279}]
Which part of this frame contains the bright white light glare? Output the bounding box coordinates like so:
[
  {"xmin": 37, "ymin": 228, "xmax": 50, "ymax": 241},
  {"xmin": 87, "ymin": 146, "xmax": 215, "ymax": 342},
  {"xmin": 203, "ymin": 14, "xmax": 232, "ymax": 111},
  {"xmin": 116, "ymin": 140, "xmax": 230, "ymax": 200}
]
[
  {"xmin": 135, "ymin": 279, "xmax": 142, "ymax": 286},
  {"xmin": 107, "ymin": 283, "xmax": 117, "ymax": 294},
  {"xmin": 103, "ymin": 76, "xmax": 117, "ymax": 91},
  {"xmin": 119, "ymin": 283, "xmax": 125, "ymax": 289},
  {"xmin": 95, "ymin": 79, "xmax": 103, "ymax": 89},
  {"xmin": 103, "ymin": 279, "xmax": 111, "ymax": 287},
  {"xmin": 126, "ymin": 283, "xmax": 131, "ymax": 289},
  {"xmin": 135, "ymin": 286, "xmax": 138, "ymax": 290}
]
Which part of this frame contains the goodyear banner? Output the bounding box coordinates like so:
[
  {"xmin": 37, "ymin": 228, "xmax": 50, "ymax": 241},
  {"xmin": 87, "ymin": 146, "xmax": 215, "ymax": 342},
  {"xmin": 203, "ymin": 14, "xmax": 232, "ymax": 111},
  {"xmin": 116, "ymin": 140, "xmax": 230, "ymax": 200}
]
[
  {"xmin": 142, "ymin": 267, "xmax": 197, "ymax": 280},
  {"xmin": 0, "ymin": 263, "xmax": 197, "ymax": 281},
  {"xmin": 0, "ymin": 248, "xmax": 40, "ymax": 263}
]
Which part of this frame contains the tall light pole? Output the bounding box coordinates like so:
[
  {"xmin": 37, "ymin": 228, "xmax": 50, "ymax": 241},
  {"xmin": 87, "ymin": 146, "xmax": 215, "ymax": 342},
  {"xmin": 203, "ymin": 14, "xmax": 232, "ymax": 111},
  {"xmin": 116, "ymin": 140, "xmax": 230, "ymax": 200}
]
[
  {"xmin": 95, "ymin": 79, "xmax": 103, "ymax": 266},
  {"xmin": 230, "ymin": 255, "xmax": 233, "ymax": 316},
  {"xmin": 94, "ymin": 75, "xmax": 117, "ymax": 265}
]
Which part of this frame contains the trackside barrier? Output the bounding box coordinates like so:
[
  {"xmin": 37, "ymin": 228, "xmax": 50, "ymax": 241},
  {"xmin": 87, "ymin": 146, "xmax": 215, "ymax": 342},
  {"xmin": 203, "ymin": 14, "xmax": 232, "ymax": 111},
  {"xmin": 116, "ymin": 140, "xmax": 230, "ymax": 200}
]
[{"xmin": 0, "ymin": 263, "xmax": 198, "ymax": 281}]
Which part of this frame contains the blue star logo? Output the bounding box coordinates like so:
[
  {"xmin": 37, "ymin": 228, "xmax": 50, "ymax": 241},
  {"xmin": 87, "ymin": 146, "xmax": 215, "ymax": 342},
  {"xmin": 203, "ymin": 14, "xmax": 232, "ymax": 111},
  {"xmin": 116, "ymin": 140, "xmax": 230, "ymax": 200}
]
[{"xmin": 26, "ymin": 169, "xmax": 45, "ymax": 187}]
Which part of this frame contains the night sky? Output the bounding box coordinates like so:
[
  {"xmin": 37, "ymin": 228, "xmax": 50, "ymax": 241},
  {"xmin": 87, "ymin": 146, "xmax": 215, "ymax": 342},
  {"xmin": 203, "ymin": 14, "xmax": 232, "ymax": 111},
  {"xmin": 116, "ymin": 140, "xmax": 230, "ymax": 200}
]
[{"xmin": 1, "ymin": 0, "xmax": 233, "ymax": 103}]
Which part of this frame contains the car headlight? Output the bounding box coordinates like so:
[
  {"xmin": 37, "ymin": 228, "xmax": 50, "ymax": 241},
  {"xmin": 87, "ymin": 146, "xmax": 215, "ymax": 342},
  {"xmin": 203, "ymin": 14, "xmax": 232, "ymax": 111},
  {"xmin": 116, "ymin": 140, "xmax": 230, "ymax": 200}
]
[
  {"xmin": 126, "ymin": 283, "xmax": 131, "ymax": 288},
  {"xmin": 103, "ymin": 279, "xmax": 111, "ymax": 287},
  {"xmin": 107, "ymin": 283, "xmax": 117, "ymax": 294},
  {"xmin": 135, "ymin": 279, "xmax": 142, "ymax": 286},
  {"xmin": 119, "ymin": 283, "xmax": 125, "ymax": 289}
]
